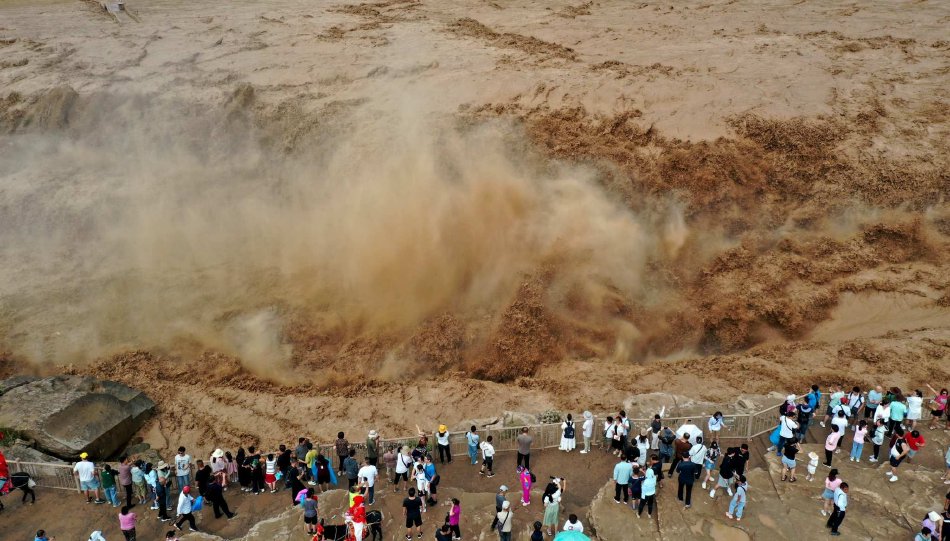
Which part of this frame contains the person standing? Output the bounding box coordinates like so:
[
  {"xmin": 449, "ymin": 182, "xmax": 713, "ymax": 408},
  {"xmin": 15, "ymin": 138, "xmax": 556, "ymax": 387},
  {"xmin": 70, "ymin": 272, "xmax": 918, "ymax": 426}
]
[
  {"xmin": 517, "ymin": 428, "xmax": 533, "ymax": 471},
  {"xmin": 562, "ymin": 514, "xmax": 583, "ymax": 533},
  {"xmin": 688, "ymin": 436, "xmax": 707, "ymax": 480},
  {"xmin": 908, "ymin": 390, "xmax": 925, "ymax": 430},
  {"xmin": 156, "ymin": 462, "xmax": 172, "ymax": 522},
  {"xmin": 708, "ymin": 413, "xmax": 724, "ymax": 444},
  {"xmin": 394, "ymin": 446, "xmax": 413, "ymax": 491},
  {"xmin": 174, "ymin": 485, "xmax": 198, "ymax": 532},
  {"xmin": 638, "ymin": 467, "xmax": 657, "ymax": 518},
  {"xmin": 926, "ymin": 385, "xmax": 949, "ymax": 430},
  {"xmin": 541, "ymin": 480, "xmax": 562, "ymax": 537},
  {"xmin": 613, "ymin": 456, "xmax": 632, "ymax": 504},
  {"xmin": 581, "ymin": 412, "xmax": 594, "ymax": 454},
  {"xmin": 436, "ymin": 425, "xmax": 452, "ymax": 464},
  {"xmin": 826, "ymin": 482, "xmax": 849, "ymax": 536},
  {"xmin": 118, "ymin": 506, "xmax": 137, "ymax": 541},
  {"xmin": 519, "ymin": 466, "xmax": 532, "ymax": 506},
  {"xmin": 905, "ymin": 429, "xmax": 926, "ymax": 463},
  {"xmin": 465, "ymin": 427, "xmax": 480, "ymax": 465},
  {"xmin": 559, "ymin": 415, "xmax": 576, "ymax": 452},
  {"xmin": 101, "ymin": 465, "xmax": 120, "ymax": 507},
  {"xmin": 174, "ymin": 448, "xmax": 192, "ymax": 493},
  {"xmin": 366, "ymin": 430, "xmax": 380, "ymax": 467},
  {"xmin": 820, "ymin": 469, "xmax": 842, "ymax": 517},
  {"xmin": 402, "ymin": 487, "xmax": 424, "ymax": 541},
  {"xmin": 118, "ymin": 456, "xmax": 134, "ymax": 508},
  {"xmin": 300, "ymin": 489, "xmax": 318, "ymax": 536},
  {"xmin": 888, "ymin": 395, "xmax": 908, "ymax": 435},
  {"xmin": 358, "ymin": 458, "xmax": 378, "ymax": 505},
  {"xmin": 334, "ymin": 432, "xmax": 350, "ymax": 475},
  {"xmin": 658, "ymin": 425, "xmax": 675, "ymax": 464},
  {"xmin": 701, "ymin": 442, "xmax": 721, "ymax": 490},
  {"xmin": 195, "ymin": 460, "xmax": 213, "ymax": 497},
  {"xmin": 668, "ymin": 433, "xmax": 691, "ymax": 476},
  {"xmin": 496, "ymin": 500, "xmax": 513, "ymax": 541},
  {"xmin": 778, "ymin": 411, "xmax": 799, "ymax": 457},
  {"xmin": 675, "ymin": 452, "xmax": 699, "ymax": 509},
  {"xmin": 725, "ymin": 475, "xmax": 748, "ymax": 521},
  {"xmin": 781, "ymin": 440, "xmax": 801, "ymax": 482},
  {"xmin": 709, "ymin": 447, "xmax": 736, "ymax": 499},
  {"xmin": 206, "ymin": 478, "xmax": 236, "ymax": 520},
  {"xmin": 73, "ymin": 453, "xmax": 106, "ymax": 504},
  {"xmin": 888, "ymin": 429, "xmax": 910, "ymax": 482},
  {"xmin": 824, "ymin": 426, "xmax": 843, "ymax": 467},
  {"xmin": 869, "ymin": 419, "xmax": 887, "ymax": 463},
  {"xmin": 480, "ymin": 436, "xmax": 496, "ymax": 478},
  {"xmin": 343, "ymin": 450, "xmax": 360, "ymax": 490},
  {"xmin": 850, "ymin": 420, "xmax": 868, "ymax": 462}
]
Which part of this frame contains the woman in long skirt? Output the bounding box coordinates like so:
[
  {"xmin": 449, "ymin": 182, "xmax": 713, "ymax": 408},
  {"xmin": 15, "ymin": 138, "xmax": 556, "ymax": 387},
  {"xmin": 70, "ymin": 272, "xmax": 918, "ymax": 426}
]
[
  {"xmin": 541, "ymin": 479, "xmax": 563, "ymax": 536},
  {"xmin": 559, "ymin": 414, "xmax": 576, "ymax": 452}
]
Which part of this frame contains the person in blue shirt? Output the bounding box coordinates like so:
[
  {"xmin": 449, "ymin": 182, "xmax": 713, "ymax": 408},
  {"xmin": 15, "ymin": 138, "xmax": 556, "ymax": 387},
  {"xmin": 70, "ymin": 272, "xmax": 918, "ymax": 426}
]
[
  {"xmin": 826, "ymin": 482, "xmax": 848, "ymax": 535},
  {"xmin": 423, "ymin": 455, "xmax": 439, "ymax": 505},
  {"xmin": 638, "ymin": 468, "xmax": 657, "ymax": 517},
  {"xmin": 612, "ymin": 456, "xmax": 633, "ymax": 504},
  {"xmin": 34, "ymin": 530, "xmax": 53, "ymax": 541}
]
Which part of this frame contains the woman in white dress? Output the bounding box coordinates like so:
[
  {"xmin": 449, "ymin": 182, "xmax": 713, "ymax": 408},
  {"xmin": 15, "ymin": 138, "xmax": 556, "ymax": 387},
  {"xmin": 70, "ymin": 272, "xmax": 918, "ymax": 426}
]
[
  {"xmin": 559, "ymin": 414, "xmax": 577, "ymax": 452},
  {"xmin": 907, "ymin": 390, "xmax": 924, "ymax": 429}
]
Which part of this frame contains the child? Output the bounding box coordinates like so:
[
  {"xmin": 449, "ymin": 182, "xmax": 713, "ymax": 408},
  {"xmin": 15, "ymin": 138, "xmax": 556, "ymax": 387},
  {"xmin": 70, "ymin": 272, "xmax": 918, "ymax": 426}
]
[{"xmin": 806, "ymin": 452, "xmax": 819, "ymax": 482}]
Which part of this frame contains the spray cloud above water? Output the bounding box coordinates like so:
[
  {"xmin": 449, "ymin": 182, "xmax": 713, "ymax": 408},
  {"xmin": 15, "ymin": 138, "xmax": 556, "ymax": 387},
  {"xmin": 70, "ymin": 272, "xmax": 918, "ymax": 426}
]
[{"xmin": 0, "ymin": 91, "xmax": 684, "ymax": 376}]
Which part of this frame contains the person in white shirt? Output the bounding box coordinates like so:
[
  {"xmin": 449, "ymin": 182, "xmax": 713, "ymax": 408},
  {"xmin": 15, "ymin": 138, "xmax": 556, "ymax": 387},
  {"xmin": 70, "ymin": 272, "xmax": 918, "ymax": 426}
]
[
  {"xmin": 357, "ymin": 459, "xmax": 378, "ymax": 505},
  {"xmin": 174, "ymin": 485, "xmax": 198, "ymax": 532},
  {"xmin": 830, "ymin": 410, "xmax": 849, "ymax": 454},
  {"xmin": 434, "ymin": 425, "xmax": 452, "ymax": 464},
  {"xmin": 479, "ymin": 436, "xmax": 496, "ymax": 477},
  {"xmin": 73, "ymin": 453, "xmax": 105, "ymax": 504},
  {"xmin": 562, "ymin": 514, "xmax": 584, "ymax": 533},
  {"xmin": 907, "ymin": 390, "xmax": 924, "ymax": 430},
  {"xmin": 708, "ymin": 412, "xmax": 724, "ymax": 444},
  {"xmin": 393, "ymin": 446, "xmax": 413, "ymax": 492},
  {"xmin": 778, "ymin": 411, "xmax": 799, "ymax": 457},
  {"xmin": 581, "ymin": 411, "xmax": 594, "ymax": 454},
  {"xmin": 826, "ymin": 483, "xmax": 848, "ymax": 535},
  {"xmin": 174, "ymin": 447, "xmax": 192, "ymax": 492}
]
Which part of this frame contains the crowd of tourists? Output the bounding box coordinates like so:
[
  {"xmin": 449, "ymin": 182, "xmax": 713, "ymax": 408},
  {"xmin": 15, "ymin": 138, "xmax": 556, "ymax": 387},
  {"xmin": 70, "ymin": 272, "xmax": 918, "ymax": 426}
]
[{"xmin": 4, "ymin": 382, "xmax": 950, "ymax": 541}]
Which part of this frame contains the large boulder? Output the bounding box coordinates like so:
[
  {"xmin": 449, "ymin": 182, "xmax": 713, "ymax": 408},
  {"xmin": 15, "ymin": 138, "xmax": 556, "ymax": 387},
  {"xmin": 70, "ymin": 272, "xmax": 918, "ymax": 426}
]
[{"xmin": 0, "ymin": 375, "xmax": 155, "ymax": 460}]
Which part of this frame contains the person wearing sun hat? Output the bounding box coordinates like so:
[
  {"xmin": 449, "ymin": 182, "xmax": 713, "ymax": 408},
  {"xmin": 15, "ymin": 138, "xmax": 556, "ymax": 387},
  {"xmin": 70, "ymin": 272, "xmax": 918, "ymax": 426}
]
[
  {"xmin": 156, "ymin": 461, "xmax": 172, "ymax": 522},
  {"xmin": 436, "ymin": 424, "xmax": 452, "ymax": 464},
  {"xmin": 73, "ymin": 452, "xmax": 106, "ymax": 504},
  {"xmin": 581, "ymin": 411, "xmax": 594, "ymax": 454}
]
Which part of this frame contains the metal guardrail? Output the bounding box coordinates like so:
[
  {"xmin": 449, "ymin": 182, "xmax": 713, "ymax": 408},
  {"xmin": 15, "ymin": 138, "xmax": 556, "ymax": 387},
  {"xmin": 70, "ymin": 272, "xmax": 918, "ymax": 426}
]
[{"xmin": 12, "ymin": 393, "xmax": 825, "ymax": 492}]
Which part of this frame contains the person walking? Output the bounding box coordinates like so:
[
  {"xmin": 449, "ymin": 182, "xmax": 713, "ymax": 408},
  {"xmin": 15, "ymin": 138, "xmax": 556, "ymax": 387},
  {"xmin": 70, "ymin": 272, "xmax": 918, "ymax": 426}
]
[
  {"xmin": 118, "ymin": 506, "xmax": 137, "ymax": 541},
  {"xmin": 357, "ymin": 458, "xmax": 379, "ymax": 505},
  {"xmin": 675, "ymin": 452, "xmax": 700, "ymax": 509},
  {"xmin": 826, "ymin": 482, "xmax": 849, "ymax": 536},
  {"xmin": 402, "ymin": 487, "xmax": 424, "ymax": 541},
  {"xmin": 73, "ymin": 453, "xmax": 106, "ymax": 504},
  {"xmin": 559, "ymin": 415, "xmax": 576, "ymax": 452},
  {"xmin": 613, "ymin": 455, "xmax": 632, "ymax": 504},
  {"xmin": 701, "ymin": 442, "xmax": 720, "ymax": 490},
  {"xmin": 465, "ymin": 426, "xmax": 480, "ymax": 465},
  {"xmin": 781, "ymin": 440, "xmax": 801, "ymax": 482},
  {"xmin": 206, "ymin": 478, "xmax": 236, "ymax": 520},
  {"xmin": 517, "ymin": 428, "xmax": 533, "ymax": 470},
  {"xmin": 709, "ymin": 447, "xmax": 736, "ymax": 499},
  {"xmin": 174, "ymin": 485, "xmax": 198, "ymax": 532},
  {"xmin": 581, "ymin": 412, "xmax": 594, "ymax": 454},
  {"xmin": 638, "ymin": 467, "xmax": 657, "ymax": 518},
  {"xmin": 820, "ymin": 469, "xmax": 842, "ymax": 517},
  {"xmin": 435, "ymin": 425, "xmax": 452, "ymax": 464},
  {"xmin": 518, "ymin": 466, "xmax": 533, "ymax": 506},
  {"xmin": 300, "ymin": 489, "xmax": 318, "ymax": 536},
  {"xmin": 725, "ymin": 474, "xmax": 748, "ymax": 522},
  {"xmin": 495, "ymin": 500, "xmax": 513, "ymax": 541},
  {"xmin": 480, "ymin": 436, "xmax": 496, "ymax": 478},
  {"xmin": 448, "ymin": 498, "xmax": 461, "ymax": 540},
  {"xmin": 366, "ymin": 430, "xmax": 380, "ymax": 467}
]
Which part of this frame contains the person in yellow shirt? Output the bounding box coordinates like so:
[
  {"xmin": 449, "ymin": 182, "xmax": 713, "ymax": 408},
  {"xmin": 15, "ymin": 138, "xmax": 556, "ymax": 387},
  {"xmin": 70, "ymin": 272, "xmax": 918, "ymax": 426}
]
[{"xmin": 304, "ymin": 443, "xmax": 318, "ymax": 486}]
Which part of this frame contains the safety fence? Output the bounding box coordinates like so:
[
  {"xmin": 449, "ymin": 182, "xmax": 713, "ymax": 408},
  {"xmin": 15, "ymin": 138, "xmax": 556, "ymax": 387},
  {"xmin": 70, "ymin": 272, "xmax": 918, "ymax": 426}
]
[{"xmin": 10, "ymin": 392, "xmax": 826, "ymax": 492}]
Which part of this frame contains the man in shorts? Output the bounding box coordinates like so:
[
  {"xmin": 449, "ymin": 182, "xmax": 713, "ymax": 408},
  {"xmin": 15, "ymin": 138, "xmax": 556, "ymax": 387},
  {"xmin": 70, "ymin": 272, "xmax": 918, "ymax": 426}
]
[
  {"xmin": 402, "ymin": 487, "xmax": 423, "ymax": 540},
  {"xmin": 73, "ymin": 453, "xmax": 106, "ymax": 504},
  {"xmin": 709, "ymin": 447, "xmax": 736, "ymax": 499}
]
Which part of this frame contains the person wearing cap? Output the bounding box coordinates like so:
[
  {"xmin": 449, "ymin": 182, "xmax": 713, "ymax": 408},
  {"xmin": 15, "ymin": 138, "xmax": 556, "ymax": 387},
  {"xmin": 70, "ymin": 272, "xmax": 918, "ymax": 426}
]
[
  {"xmin": 366, "ymin": 430, "xmax": 380, "ymax": 466},
  {"xmin": 156, "ymin": 461, "xmax": 172, "ymax": 522},
  {"xmin": 581, "ymin": 411, "xmax": 594, "ymax": 454},
  {"xmin": 436, "ymin": 425, "xmax": 452, "ymax": 464},
  {"xmin": 495, "ymin": 485, "xmax": 508, "ymax": 512},
  {"xmin": 174, "ymin": 484, "xmax": 199, "ymax": 532},
  {"xmin": 495, "ymin": 500, "xmax": 513, "ymax": 541},
  {"xmin": 73, "ymin": 452, "xmax": 106, "ymax": 504}
]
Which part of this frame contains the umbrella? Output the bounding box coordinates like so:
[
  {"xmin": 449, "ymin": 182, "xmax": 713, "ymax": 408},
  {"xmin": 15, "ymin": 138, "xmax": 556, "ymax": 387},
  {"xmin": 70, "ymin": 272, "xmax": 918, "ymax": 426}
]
[
  {"xmin": 675, "ymin": 422, "xmax": 704, "ymax": 442},
  {"xmin": 555, "ymin": 531, "xmax": 591, "ymax": 541}
]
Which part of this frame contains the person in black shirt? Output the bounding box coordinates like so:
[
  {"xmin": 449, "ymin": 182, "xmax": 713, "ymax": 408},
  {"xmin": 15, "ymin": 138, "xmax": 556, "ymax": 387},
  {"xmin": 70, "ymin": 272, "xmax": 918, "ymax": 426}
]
[
  {"xmin": 194, "ymin": 461, "xmax": 213, "ymax": 497},
  {"xmin": 782, "ymin": 440, "xmax": 802, "ymax": 482},
  {"xmin": 205, "ymin": 479, "xmax": 236, "ymax": 519},
  {"xmin": 675, "ymin": 452, "xmax": 700, "ymax": 508},
  {"xmin": 435, "ymin": 524, "xmax": 452, "ymax": 541},
  {"xmin": 402, "ymin": 487, "xmax": 423, "ymax": 540},
  {"xmin": 530, "ymin": 521, "xmax": 544, "ymax": 541},
  {"xmin": 735, "ymin": 444, "xmax": 750, "ymax": 476},
  {"xmin": 276, "ymin": 444, "xmax": 292, "ymax": 489}
]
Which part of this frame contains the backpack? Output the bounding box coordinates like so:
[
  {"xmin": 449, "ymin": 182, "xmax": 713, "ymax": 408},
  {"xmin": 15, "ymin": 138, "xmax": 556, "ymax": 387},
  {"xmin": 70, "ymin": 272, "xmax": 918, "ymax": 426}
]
[
  {"xmin": 564, "ymin": 421, "xmax": 575, "ymax": 439},
  {"xmin": 529, "ymin": 472, "xmax": 537, "ymax": 483}
]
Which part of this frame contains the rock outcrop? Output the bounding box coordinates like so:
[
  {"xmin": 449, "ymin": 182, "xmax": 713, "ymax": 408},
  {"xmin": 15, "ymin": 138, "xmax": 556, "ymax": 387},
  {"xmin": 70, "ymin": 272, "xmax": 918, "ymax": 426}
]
[{"xmin": 0, "ymin": 375, "xmax": 155, "ymax": 460}]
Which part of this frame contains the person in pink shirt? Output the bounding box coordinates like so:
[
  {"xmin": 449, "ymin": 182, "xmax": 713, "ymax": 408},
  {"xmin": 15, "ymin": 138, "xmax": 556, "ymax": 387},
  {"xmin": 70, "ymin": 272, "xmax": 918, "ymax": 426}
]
[
  {"xmin": 519, "ymin": 466, "xmax": 533, "ymax": 506},
  {"xmin": 448, "ymin": 498, "xmax": 461, "ymax": 540},
  {"xmin": 824, "ymin": 426, "xmax": 843, "ymax": 467},
  {"xmin": 118, "ymin": 506, "xmax": 137, "ymax": 541},
  {"xmin": 849, "ymin": 420, "xmax": 868, "ymax": 462},
  {"xmin": 820, "ymin": 469, "xmax": 842, "ymax": 517}
]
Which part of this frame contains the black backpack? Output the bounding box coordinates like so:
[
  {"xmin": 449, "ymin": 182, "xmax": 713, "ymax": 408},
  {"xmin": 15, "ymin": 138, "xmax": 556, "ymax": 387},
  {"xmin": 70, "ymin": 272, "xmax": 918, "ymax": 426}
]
[{"xmin": 564, "ymin": 421, "xmax": 575, "ymax": 439}]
